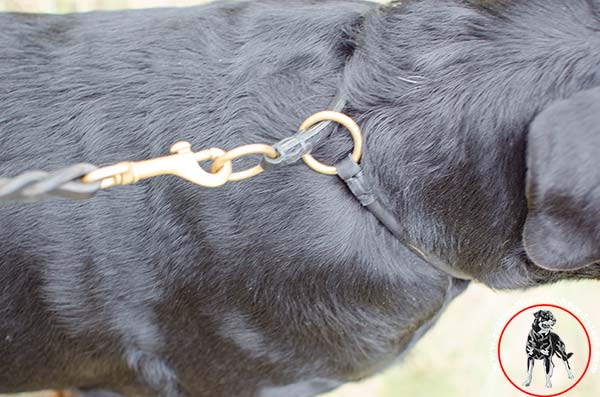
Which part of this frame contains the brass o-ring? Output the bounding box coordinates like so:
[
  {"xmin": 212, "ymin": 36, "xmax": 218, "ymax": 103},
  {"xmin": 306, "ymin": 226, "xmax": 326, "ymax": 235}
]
[{"xmin": 299, "ymin": 111, "xmax": 362, "ymax": 175}]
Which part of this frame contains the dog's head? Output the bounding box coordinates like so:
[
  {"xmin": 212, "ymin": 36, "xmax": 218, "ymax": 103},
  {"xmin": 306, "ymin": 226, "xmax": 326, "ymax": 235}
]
[
  {"xmin": 360, "ymin": 0, "xmax": 600, "ymax": 285},
  {"xmin": 532, "ymin": 310, "xmax": 556, "ymax": 335}
]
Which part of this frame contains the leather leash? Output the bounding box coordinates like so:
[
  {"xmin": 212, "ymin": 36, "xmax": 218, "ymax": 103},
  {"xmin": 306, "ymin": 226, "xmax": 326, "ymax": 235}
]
[{"xmin": 0, "ymin": 91, "xmax": 471, "ymax": 280}]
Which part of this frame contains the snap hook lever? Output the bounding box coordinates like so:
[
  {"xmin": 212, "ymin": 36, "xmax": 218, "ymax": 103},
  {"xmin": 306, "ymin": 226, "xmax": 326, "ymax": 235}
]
[{"xmin": 82, "ymin": 142, "xmax": 233, "ymax": 189}]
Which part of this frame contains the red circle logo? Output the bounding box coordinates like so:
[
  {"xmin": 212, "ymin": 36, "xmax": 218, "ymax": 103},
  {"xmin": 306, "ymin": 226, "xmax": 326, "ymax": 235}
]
[{"xmin": 497, "ymin": 304, "xmax": 592, "ymax": 396}]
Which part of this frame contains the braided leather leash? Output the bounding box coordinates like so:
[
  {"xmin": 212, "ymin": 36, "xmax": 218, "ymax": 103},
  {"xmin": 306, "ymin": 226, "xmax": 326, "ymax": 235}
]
[
  {"xmin": 0, "ymin": 97, "xmax": 349, "ymax": 203},
  {"xmin": 0, "ymin": 99, "xmax": 472, "ymax": 281}
]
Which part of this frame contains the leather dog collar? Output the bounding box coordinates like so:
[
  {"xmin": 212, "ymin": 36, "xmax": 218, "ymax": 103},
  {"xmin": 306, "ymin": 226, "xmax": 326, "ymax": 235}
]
[
  {"xmin": 335, "ymin": 155, "xmax": 473, "ymax": 281},
  {"xmin": 262, "ymin": 91, "xmax": 473, "ymax": 281},
  {"xmin": 286, "ymin": 88, "xmax": 473, "ymax": 280}
]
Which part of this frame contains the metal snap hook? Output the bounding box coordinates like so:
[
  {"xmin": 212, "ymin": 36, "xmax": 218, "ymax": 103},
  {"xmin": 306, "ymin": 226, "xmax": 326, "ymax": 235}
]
[{"xmin": 82, "ymin": 142, "xmax": 233, "ymax": 189}]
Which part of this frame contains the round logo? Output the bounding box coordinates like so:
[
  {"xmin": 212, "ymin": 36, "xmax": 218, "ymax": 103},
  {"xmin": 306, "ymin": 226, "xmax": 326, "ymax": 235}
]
[{"xmin": 497, "ymin": 304, "xmax": 591, "ymax": 396}]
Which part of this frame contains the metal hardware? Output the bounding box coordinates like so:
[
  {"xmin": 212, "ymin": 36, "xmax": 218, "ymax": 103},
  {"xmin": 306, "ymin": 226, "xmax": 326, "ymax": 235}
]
[
  {"xmin": 82, "ymin": 142, "xmax": 233, "ymax": 189},
  {"xmin": 300, "ymin": 111, "xmax": 363, "ymax": 175},
  {"xmin": 211, "ymin": 144, "xmax": 278, "ymax": 181},
  {"xmin": 260, "ymin": 96, "xmax": 348, "ymax": 171},
  {"xmin": 1, "ymin": 109, "xmax": 363, "ymax": 203}
]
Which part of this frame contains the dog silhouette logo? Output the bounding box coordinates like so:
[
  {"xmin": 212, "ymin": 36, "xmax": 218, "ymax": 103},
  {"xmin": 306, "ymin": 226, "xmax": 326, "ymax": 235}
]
[
  {"xmin": 522, "ymin": 310, "xmax": 575, "ymax": 388},
  {"xmin": 497, "ymin": 304, "xmax": 592, "ymax": 397}
]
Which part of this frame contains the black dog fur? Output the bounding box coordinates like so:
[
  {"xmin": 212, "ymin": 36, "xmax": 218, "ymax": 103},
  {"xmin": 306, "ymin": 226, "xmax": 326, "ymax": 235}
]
[{"xmin": 1, "ymin": 0, "xmax": 600, "ymax": 396}]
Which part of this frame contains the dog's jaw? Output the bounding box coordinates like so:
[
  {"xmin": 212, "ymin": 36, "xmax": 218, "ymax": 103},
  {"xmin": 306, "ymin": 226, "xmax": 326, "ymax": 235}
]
[
  {"xmin": 538, "ymin": 319, "xmax": 555, "ymax": 335},
  {"xmin": 538, "ymin": 322, "xmax": 553, "ymax": 335}
]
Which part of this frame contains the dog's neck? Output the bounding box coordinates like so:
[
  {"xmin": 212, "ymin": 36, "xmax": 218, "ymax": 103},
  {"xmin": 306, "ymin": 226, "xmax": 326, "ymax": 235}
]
[
  {"xmin": 339, "ymin": 2, "xmax": 600, "ymax": 288},
  {"xmin": 538, "ymin": 328, "xmax": 551, "ymax": 336},
  {"xmin": 534, "ymin": 324, "xmax": 552, "ymax": 336}
]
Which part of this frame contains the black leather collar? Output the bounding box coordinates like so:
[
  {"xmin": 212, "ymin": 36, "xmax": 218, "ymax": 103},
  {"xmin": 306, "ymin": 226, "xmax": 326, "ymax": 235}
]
[{"xmin": 335, "ymin": 155, "xmax": 473, "ymax": 281}]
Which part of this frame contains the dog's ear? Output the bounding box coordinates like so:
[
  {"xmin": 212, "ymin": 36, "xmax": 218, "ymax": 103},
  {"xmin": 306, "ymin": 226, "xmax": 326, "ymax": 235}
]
[
  {"xmin": 524, "ymin": 87, "xmax": 600, "ymax": 271},
  {"xmin": 533, "ymin": 310, "xmax": 542, "ymax": 318}
]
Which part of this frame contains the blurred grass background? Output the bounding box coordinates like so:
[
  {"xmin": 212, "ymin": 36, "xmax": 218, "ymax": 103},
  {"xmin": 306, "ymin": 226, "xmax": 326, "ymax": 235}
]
[
  {"xmin": 1, "ymin": 1, "xmax": 599, "ymax": 396},
  {"xmin": 0, "ymin": 0, "xmax": 207, "ymax": 13}
]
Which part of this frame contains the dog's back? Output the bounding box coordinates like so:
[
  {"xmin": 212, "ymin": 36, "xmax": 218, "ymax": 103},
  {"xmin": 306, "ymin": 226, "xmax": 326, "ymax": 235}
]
[
  {"xmin": 2, "ymin": 0, "xmax": 600, "ymax": 396},
  {"xmin": 549, "ymin": 333, "xmax": 574, "ymax": 361},
  {"xmin": 3, "ymin": 2, "xmax": 451, "ymax": 396}
]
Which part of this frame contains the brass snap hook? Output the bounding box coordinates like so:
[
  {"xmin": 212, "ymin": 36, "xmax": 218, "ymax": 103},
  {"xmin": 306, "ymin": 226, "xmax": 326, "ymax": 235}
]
[
  {"xmin": 299, "ymin": 111, "xmax": 363, "ymax": 175},
  {"xmin": 82, "ymin": 142, "xmax": 233, "ymax": 189}
]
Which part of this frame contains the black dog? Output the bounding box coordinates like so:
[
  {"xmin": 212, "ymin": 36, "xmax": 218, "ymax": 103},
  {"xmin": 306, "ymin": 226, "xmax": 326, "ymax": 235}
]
[
  {"xmin": 523, "ymin": 310, "xmax": 574, "ymax": 388},
  {"xmin": 1, "ymin": 1, "xmax": 600, "ymax": 396}
]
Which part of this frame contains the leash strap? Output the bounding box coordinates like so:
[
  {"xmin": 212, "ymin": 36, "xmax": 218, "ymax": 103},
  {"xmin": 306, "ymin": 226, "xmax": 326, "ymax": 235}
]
[
  {"xmin": 336, "ymin": 155, "xmax": 473, "ymax": 280},
  {"xmin": 0, "ymin": 164, "xmax": 101, "ymax": 202},
  {"xmin": 260, "ymin": 95, "xmax": 348, "ymax": 170}
]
